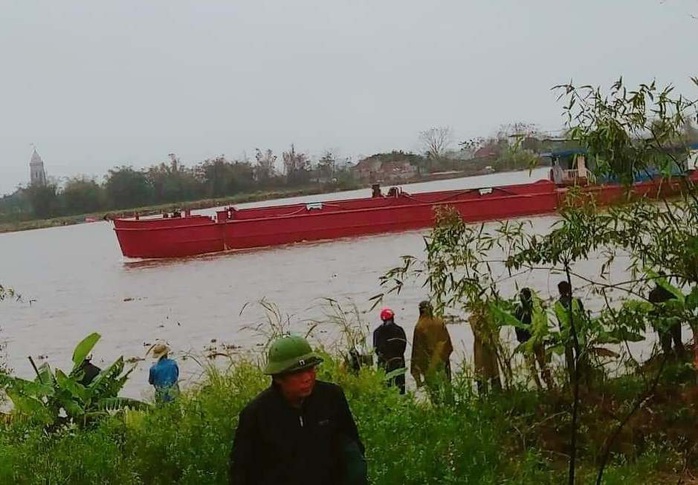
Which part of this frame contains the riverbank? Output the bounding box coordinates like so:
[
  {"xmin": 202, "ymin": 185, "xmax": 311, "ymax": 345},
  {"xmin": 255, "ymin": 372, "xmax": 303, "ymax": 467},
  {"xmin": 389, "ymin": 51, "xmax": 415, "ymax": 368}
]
[
  {"xmin": 0, "ymin": 353, "xmax": 694, "ymax": 484},
  {"xmin": 0, "ymin": 184, "xmax": 361, "ymax": 234},
  {"xmin": 0, "ymin": 168, "xmax": 522, "ymax": 235}
]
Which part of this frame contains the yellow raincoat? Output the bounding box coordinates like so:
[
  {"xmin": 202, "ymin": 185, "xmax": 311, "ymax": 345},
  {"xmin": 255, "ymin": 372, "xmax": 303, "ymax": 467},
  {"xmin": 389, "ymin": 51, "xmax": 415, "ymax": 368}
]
[{"xmin": 410, "ymin": 313, "xmax": 454, "ymax": 385}]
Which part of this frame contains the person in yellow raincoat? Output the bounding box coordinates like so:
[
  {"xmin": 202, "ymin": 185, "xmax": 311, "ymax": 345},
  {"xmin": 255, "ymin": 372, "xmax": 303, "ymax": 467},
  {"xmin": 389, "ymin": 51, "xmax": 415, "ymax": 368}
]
[
  {"xmin": 469, "ymin": 301, "xmax": 502, "ymax": 394},
  {"xmin": 410, "ymin": 300, "xmax": 454, "ymax": 388}
]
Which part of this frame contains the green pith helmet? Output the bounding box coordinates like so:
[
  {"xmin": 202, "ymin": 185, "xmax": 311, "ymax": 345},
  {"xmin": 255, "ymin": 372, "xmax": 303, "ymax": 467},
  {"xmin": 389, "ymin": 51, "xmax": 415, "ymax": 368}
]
[{"xmin": 263, "ymin": 334, "xmax": 323, "ymax": 376}]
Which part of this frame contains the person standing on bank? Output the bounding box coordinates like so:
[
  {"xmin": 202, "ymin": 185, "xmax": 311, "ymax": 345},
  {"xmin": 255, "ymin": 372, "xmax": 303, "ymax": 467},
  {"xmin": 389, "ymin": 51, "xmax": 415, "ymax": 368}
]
[
  {"xmin": 148, "ymin": 343, "xmax": 180, "ymax": 403},
  {"xmin": 555, "ymin": 280, "xmax": 589, "ymax": 385},
  {"xmin": 411, "ymin": 300, "xmax": 454, "ymax": 387},
  {"xmin": 514, "ymin": 288, "xmax": 554, "ymax": 390},
  {"xmin": 373, "ymin": 307, "xmax": 407, "ymax": 394},
  {"xmin": 229, "ymin": 334, "xmax": 367, "ymax": 485},
  {"xmin": 76, "ymin": 353, "xmax": 101, "ymax": 386},
  {"xmin": 648, "ymin": 272, "xmax": 685, "ymax": 357}
]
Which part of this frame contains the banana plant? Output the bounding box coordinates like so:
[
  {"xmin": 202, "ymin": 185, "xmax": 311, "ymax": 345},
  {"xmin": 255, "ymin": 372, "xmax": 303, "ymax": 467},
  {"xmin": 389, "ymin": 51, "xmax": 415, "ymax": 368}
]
[{"xmin": 0, "ymin": 332, "xmax": 148, "ymax": 429}]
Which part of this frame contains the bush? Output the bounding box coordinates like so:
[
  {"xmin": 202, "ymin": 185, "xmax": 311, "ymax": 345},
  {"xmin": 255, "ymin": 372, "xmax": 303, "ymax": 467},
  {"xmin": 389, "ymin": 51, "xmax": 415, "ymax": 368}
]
[{"xmin": 0, "ymin": 357, "xmax": 685, "ymax": 484}]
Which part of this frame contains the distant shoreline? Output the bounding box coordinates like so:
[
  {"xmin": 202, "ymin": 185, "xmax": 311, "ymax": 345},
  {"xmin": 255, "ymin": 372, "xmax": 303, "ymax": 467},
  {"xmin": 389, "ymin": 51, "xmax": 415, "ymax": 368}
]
[{"xmin": 0, "ymin": 168, "xmax": 518, "ymax": 235}]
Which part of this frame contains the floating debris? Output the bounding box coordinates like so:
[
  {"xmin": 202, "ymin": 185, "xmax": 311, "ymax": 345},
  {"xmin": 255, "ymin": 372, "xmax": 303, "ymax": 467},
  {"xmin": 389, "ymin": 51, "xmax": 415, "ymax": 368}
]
[{"xmin": 444, "ymin": 314, "xmax": 466, "ymax": 325}]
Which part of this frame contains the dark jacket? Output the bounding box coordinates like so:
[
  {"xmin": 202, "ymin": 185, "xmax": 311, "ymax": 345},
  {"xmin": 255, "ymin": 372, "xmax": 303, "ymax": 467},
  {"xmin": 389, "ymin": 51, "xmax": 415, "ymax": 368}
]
[
  {"xmin": 373, "ymin": 321, "xmax": 407, "ymax": 371},
  {"xmin": 229, "ymin": 381, "xmax": 365, "ymax": 485},
  {"xmin": 77, "ymin": 360, "xmax": 101, "ymax": 386},
  {"xmin": 649, "ymin": 285, "xmax": 676, "ymax": 305},
  {"xmin": 514, "ymin": 304, "xmax": 533, "ymax": 344}
]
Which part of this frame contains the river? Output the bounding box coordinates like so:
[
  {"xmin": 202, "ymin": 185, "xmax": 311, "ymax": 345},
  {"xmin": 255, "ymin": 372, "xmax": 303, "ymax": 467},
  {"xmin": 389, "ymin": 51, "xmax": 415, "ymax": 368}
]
[{"xmin": 0, "ymin": 168, "xmax": 659, "ymax": 399}]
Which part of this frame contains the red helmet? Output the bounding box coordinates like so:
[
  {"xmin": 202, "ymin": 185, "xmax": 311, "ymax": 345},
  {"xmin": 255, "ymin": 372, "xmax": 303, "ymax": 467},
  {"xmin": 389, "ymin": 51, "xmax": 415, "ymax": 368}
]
[{"xmin": 380, "ymin": 307, "xmax": 395, "ymax": 321}]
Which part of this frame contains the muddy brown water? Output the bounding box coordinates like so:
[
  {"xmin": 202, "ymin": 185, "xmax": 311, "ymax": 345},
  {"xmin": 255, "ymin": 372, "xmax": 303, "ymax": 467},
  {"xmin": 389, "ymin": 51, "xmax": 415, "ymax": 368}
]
[{"xmin": 0, "ymin": 168, "xmax": 664, "ymax": 400}]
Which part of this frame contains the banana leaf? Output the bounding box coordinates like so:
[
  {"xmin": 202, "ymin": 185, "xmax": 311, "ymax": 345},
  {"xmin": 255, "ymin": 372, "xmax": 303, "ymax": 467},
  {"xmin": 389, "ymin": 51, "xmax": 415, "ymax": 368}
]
[
  {"xmin": 35, "ymin": 362, "xmax": 55, "ymax": 386},
  {"xmin": 71, "ymin": 332, "xmax": 101, "ymax": 368},
  {"xmin": 2, "ymin": 375, "xmax": 55, "ymax": 398},
  {"xmin": 58, "ymin": 397, "xmax": 85, "ymax": 418},
  {"xmin": 55, "ymin": 369, "xmax": 87, "ymax": 403},
  {"xmin": 6, "ymin": 391, "xmax": 55, "ymax": 425},
  {"xmin": 88, "ymin": 357, "xmax": 134, "ymax": 400},
  {"xmin": 93, "ymin": 397, "xmax": 149, "ymax": 412}
]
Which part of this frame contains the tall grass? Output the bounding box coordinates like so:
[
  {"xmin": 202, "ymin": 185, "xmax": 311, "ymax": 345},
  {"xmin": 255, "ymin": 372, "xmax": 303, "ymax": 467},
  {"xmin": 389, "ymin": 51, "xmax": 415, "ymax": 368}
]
[
  {"xmin": 0, "ymin": 355, "xmax": 684, "ymax": 484},
  {"xmin": 0, "ymin": 299, "xmax": 690, "ymax": 483}
]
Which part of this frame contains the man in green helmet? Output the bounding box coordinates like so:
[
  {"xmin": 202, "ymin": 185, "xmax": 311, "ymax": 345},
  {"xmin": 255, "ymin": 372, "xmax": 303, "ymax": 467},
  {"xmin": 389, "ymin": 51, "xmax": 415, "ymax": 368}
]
[{"xmin": 229, "ymin": 334, "xmax": 366, "ymax": 485}]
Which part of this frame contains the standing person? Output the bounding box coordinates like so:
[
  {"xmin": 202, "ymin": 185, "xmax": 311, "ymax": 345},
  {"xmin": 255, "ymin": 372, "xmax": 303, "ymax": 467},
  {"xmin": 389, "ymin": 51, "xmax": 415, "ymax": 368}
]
[
  {"xmin": 148, "ymin": 343, "xmax": 180, "ymax": 403},
  {"xmin": 555, "ymin": 280, "xmax": 588, "ymax": 385},
  {"xmin": 75, "ymin": 353, "xmax": 101, "ymax": 386},
  {"xmin": 373, "ymin": 307, "xmax": 407, "ymax": 394},
  {"xmin": 469, "ymin": 301, "xmax": 502, "ymax": 394},
  {"xmin": 411, "ymin": 300, "xmax": 454, "ymax": 388},
  {"xmin": 514, "ymin": 288, "xmax": 553, "ymax": 390},
  {"xmin": 229, "ymin": 334, "xmax": 366, "ymax": 485},
  {"xmin": 648, "ymin": 272, "xmax": 685, "ymax": 356},
  {"xmin": 551, "ymin": 157, "xmax": 565, "ymax": 184}
]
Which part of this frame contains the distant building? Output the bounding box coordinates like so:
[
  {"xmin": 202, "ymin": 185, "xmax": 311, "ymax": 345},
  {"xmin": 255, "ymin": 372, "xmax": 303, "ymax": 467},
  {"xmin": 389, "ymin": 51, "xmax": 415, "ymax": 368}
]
[
  {"xmin": 353, "ymin": 158, "xmax": 383, "ymax": 182},
  {"xmin": 29, "ymin": 148, "xmax": 47, "ymax": 186},
  {"xmin": 379, "ymin": 160, "xmax": 417, "ymax": 181},
  {"xmin": 473, "ymin": 143, "xmax": 501, "ymax": 160},
  {"xmin": 352, "ymin": 153, "xmax": 419, "ymax": 183}
]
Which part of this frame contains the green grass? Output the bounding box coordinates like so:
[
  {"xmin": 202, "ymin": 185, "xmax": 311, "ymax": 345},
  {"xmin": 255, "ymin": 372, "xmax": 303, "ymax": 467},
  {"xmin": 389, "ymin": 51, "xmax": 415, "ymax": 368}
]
[{"xmin": 0, "ymin": 355, "xmax": 689, "ymax": 484}]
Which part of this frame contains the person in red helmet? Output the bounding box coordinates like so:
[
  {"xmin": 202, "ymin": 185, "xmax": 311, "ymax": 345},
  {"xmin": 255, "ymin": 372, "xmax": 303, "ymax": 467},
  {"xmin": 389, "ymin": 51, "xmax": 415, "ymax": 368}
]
[{"xmin": 372, "ymin": 307, "xmax": 407, "ymax": 394}]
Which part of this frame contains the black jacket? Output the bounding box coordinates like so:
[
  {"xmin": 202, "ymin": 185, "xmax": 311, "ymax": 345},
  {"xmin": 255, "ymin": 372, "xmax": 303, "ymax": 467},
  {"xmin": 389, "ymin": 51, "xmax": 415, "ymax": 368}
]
[
  {"xmin": 649, "ymin": 285, "xmax": 676, "ymax": 305},
  {"xmin": 76, "ymin": 360, "xmax": 101, "ymax": 386},
  {"xmin": 229, "ymin": 381, "xmax": 364, "ymax": 485},
  {"xmin": 514, "ymin": 304, "xmax": 533, "ymax": 344},
  {"xmin": 372, "ymin": 321, "xmax": 407, "ymax": 371}
]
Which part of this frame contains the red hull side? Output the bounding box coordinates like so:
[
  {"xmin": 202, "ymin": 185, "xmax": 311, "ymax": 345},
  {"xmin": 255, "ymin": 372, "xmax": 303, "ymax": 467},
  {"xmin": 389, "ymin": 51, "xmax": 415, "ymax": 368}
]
[
  {"xmin": 112, "ymin": 174, "xmax": 697, "ymax": 259},
  {"xmin": 223, "ymin": 184, "xmax": 558, "ymax": 250},
  {"xmin": 114, "ymin": 216, "xmax": 223, "ymax": 258}
]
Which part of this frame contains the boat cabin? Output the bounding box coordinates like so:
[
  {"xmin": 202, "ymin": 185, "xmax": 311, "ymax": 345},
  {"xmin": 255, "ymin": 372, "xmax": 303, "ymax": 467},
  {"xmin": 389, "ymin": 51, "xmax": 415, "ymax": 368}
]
[
  {"xmin": 541, "ymin": 148, "xmax": 593, "ymax": 186},
  {"xmin": 543, "ymin": 141, "xmax": 698, "ymax": 186}
]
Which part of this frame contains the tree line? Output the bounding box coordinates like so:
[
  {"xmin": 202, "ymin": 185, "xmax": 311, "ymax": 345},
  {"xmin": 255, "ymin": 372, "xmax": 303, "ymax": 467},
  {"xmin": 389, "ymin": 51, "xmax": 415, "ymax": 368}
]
[
  {"xmin": 0, "ymin": 148, "xmax": 356, "ymax": 222},
  {"xmin": 4, "ymin": 119, "xmax": 655, "ymax": 223}
]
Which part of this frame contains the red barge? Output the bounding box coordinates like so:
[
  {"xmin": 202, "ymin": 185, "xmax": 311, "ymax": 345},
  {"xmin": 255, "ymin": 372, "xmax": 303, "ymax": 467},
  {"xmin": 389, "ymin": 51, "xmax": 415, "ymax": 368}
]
[{"xmin": 113, "ymin": 158, "xmax": 698, "ymax": 259}]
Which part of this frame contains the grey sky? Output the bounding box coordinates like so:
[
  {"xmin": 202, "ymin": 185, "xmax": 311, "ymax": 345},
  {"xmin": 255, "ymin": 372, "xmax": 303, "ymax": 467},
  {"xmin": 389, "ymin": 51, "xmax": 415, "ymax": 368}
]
[{"xmin": 1, "ymin": 0, "xmax": 696, "ymax": 195}]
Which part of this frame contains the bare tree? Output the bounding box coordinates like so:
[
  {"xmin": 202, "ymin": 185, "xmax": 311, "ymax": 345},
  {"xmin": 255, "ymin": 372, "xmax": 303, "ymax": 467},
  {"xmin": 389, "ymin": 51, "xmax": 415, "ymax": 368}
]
[
  {"xmin": 316, "ymin": 150, "xmax": 337, "ymax": 180},
  {"xmin": 282, "ymin": 144, "xmax": 310, "ymax": 185},
  {"xmin": 495, "ymin": 122, "xmax": 542, "ymax": 141},
  {"xmin": 254, "ymin": 148, "xmax": 277, "ymax": 181},
  {"xmin": 419, "ymin": 127, "xmax": 453, "ymax": 160}
]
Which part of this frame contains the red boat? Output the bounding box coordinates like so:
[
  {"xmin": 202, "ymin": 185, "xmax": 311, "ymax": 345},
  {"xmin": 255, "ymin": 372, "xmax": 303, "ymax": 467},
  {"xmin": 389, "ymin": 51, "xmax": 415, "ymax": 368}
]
[{"xmin": 112, "ymin": 165, "xmax": 698, "ymax": 259}]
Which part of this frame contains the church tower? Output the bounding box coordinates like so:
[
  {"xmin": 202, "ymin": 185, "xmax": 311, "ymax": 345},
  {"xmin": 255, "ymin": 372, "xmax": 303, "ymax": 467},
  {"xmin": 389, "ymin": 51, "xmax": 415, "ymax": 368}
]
[{"xmin": 29, "ymin": 148, "xmax": 47, "ymax": 186}]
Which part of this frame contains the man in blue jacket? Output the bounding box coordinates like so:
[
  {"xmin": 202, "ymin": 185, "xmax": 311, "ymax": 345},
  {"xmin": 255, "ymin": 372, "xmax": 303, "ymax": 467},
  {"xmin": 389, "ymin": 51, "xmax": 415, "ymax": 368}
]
[{"xmin": 148, "ymin": 343, "xmax": 180, "ymax": 403}]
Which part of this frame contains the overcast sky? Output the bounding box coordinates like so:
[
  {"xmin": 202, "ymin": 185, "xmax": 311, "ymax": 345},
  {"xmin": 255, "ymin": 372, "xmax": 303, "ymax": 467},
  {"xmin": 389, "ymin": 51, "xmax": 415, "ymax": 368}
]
[{"xmin": 1, "ymin": 0, "xmax": 696, "ymax": 195}]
